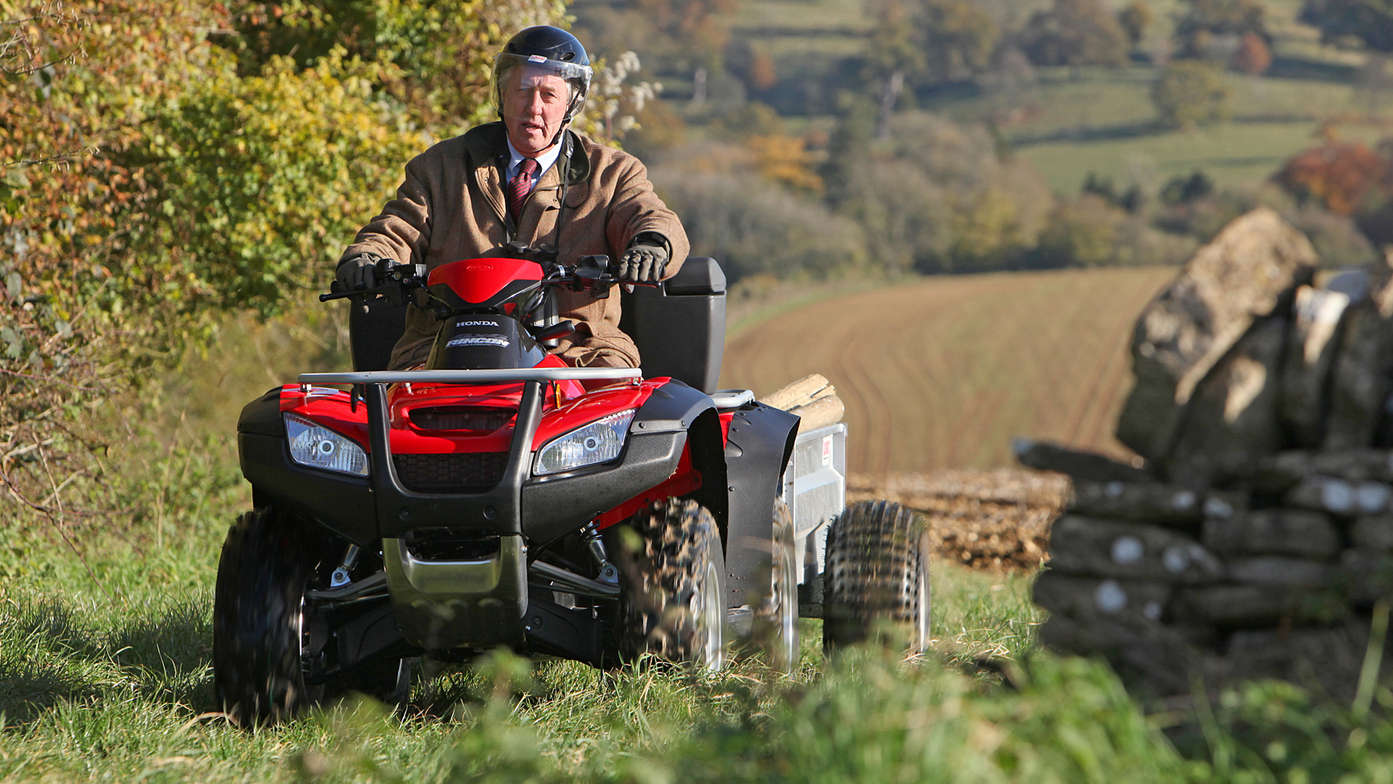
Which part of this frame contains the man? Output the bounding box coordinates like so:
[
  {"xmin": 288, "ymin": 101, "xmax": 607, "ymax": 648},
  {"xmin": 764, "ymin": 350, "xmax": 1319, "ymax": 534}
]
[{"xmin": 336, "ymin": 25, "xmax": 688, "ymax": 371}]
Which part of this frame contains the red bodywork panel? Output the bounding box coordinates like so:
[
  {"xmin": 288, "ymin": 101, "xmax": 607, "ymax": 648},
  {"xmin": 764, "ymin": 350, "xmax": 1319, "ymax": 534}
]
[
  {"xmin": 280, "ymin": 376, "xmax": 655, "ymax": 454},
  {"xmin": 279, "ymin": 382, "xmax": 734, "ymax": 529},
  {"xmin": 428, "ymin": 258, "xmax": 543, "ymax": 307}
]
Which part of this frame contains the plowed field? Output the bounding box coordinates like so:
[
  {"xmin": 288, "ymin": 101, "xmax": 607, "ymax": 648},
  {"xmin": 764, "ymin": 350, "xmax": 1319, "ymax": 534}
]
[
  {"xmin": 723, "ymin": 267, "xmax": 1175, "ymax": 572},
  {"xmin": 849, "ymin": 469, "xmax": 1070, "ymax": 572},
  {"xmin": 721, "ymin": 266, "xmax": 1175, "ymax": 477}
]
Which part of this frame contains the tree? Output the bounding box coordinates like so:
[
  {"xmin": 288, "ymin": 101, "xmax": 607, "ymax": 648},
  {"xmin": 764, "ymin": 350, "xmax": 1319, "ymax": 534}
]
[
  {"xmin": 863, "ymin": 0, "xmax": 999, "ymax": 135},
  {"xmin": 634, "ymin": 0, "xmax": 740, "ymax": 99},
  {"xmin": 1118, "ymin": 2, "xmax": 1153, "ymax": 48},
  {"xmin": 1018, "ymin": 0, "xmax": 1129, "ymax": 68},
  {"xmin": 1151, "ymin": 61, "xmax": 1231, "ymax": 128},
  {"xmin": 1232, "ymin": 31, "xmax": 1272, "ymax": 74},
  {"xmin": 1300, "ymin": 0, "xmax": 1393, "ymax": 52},
  {"xmin": 1275, "ymin": 141, "xmax": 1388, "ymax": 214},
  {"xmin": 1175, "ymin": 0, "xmax": 1270, "ymax": 60},
  {"xmin": 1, "ymin": 0, "xmax": 566, "ymax": 534},
  {"xmin": 223, "ymin": 0, "xmax": 565, "ymax": 125}
]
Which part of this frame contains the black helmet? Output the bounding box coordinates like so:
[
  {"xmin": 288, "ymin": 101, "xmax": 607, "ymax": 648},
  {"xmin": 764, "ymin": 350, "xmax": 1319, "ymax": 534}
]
[{"xmin": 491, "ymin": 26, "xmax": 593, "ymax": 125}]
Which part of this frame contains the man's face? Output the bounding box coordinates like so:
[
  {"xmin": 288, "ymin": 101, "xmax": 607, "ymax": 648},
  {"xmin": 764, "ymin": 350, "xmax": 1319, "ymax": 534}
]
[{"xmin": 502, "ymin": 68, "xmax": 571, "ymax": 156}]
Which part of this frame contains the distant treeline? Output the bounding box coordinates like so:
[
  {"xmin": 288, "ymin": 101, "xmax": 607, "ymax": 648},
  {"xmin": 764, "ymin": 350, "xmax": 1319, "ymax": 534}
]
[{"xmin": 571, "ymin": 0, "xmax": 1393, "ymax": 284}]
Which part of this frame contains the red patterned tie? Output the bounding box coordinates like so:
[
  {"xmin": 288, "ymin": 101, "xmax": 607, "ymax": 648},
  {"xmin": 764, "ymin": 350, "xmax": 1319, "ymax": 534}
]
[{"xmin": 507, "ymin": 158, "xmax": 540, "ymax": 221}]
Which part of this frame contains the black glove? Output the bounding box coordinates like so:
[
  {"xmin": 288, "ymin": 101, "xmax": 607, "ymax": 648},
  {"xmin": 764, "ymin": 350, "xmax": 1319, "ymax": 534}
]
[
  {"xmin": 616, "ymin": 241, "xmax": 668, "ymax": 284},
  {"xmin": 335, "ymin": 251, "xmax": 385, "ymax": 292}
]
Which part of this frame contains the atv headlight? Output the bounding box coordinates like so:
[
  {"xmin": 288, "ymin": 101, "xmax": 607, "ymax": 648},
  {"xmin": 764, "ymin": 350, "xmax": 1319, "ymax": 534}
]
[
  {"xmin": 285, "ymin": 414, "xmax": 369, "ymax": 477},
  {"xmin": 534, "ymin": 410, "xmax": 636, "ymax": 476}
]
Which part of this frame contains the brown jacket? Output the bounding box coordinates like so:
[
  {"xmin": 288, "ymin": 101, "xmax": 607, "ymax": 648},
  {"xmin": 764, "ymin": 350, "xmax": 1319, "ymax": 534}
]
[{"xmin": 340, "ymin": 123, "xmax": 689, "ymax": 370}]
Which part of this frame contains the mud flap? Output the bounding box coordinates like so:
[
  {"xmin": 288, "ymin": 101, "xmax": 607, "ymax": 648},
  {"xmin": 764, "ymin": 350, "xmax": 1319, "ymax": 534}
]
[{"xmin": 722, "ymin": 403, "xmax": 799, "ymax": 611}]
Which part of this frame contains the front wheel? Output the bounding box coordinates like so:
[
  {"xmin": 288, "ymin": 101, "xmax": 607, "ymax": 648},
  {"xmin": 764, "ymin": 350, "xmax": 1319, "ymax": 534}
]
[
  {"xmin": 618, "ymin": 498, "xmax": 727, "ymax": 671},
  {"xmin": 823, "ymin": 500, "xmax": 931, "ymax": 654},
  {"xmin": 213, "ymin": 507, "xmax": 325, "ymax": 726}
]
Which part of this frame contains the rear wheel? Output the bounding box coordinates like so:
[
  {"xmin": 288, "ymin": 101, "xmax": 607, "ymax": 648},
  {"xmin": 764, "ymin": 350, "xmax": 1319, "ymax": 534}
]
[
  {"xmin": 619, "ymin": 498, "xmax": 727, "ymax": 671},
  {"xmin": 752, "ymin": 498, "xmax": 799, "ymax": 672},
  {"xmin": 214, "ymin": 507, "xmax": 326, "ymax": 726},
  {"xmin": 823, "ymin": 500, "xmax": 931, "ymax": 654}
]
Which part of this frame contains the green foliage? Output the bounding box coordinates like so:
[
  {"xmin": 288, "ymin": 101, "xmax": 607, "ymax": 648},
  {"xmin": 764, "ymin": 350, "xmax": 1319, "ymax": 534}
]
[
  {"xmin": 1151, "ymin": 60, "xmax": 1231, "ymax": 129},
  {"xmin": 654, "ymin": 167, "xmax": 869, "ymax": 282},
  {"xmin": 1019, "ymin": 0, "xmax": 1130, "ymax": 68},
  {"xmin": 223, "ymin": 0, "xmax": 565, "ymax": 124},
  {"xmin": 1175, "ymin": 0, "xmax": 1270, "ymax": 59},
  {"xmin": 1033, "ymin": 196, "xmax": 1126, "ymax": 268},
  {"xmin": 1299, "ymin": 0, "xmax": 1393, "ymax": 52},
  {"xmin": 122, "ymin": 49, "xmax": 421, "ymax": 319},
  {"xmin": 1161, "ymin": 170, "xmax": 1216, "ymax": 205},
  {"xmin": 864, "ymin": 0, "xmax": 1000, "ymax": 84},
  {"xmin": 1118, "ymin": 1, "xmax": 1153, "ymax": 47},
  {"xmin": 0, "ymin": 0, "xmax": 568, "ymax": 546}
]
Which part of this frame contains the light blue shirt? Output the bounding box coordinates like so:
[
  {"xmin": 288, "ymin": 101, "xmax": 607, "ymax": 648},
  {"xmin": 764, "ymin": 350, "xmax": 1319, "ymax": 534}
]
[{"xmin": 505, "ymin": 138, "xmax": 563, "ymax": 188}]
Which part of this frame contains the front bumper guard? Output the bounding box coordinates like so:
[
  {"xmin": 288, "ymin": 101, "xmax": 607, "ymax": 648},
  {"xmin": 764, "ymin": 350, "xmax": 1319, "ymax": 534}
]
[{"xmin": 299, "ymin": 368, "xmax": 642, "ymax": 650}]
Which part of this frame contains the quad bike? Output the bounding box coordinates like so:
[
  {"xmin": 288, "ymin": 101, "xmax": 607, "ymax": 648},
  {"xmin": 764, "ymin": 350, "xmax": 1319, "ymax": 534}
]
[{"xmin": 214, "ymin": 249, "xmax": 931, "ymax": 726}]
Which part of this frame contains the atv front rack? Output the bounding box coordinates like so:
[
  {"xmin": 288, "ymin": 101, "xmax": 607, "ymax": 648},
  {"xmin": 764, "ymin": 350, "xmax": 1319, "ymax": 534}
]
[
  {"xmin": 293, "ymin": 367, "xmax": 648, "ymax": 650},
  {"xmin": 295, "ymin": 367, "xmax": 645, "ymax": 536},
  {"xmin": 297, "ymin": 368, "xmax": 643, "ymax": 385}
]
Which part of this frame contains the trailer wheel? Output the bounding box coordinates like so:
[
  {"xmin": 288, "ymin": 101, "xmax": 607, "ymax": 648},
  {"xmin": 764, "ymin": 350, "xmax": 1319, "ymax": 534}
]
[
  {"xmin": 619, "ymin": 498, "xmax": 727, "ymax": 671},
  {"xmin": 214, "ymin": 507, "xmax": 328, "ymax": 726},
  {"xmin": 822, "ymin": 500, "xmax": 931, "ymax": 654},
  {"xmin": 752, "ymin": 498, "xmax": 799, "ymax": 671}
]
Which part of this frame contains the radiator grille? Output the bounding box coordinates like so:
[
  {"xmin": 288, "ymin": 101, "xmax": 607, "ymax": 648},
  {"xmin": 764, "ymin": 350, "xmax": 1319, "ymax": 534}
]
[
  {"xmin": 392, "ymin": 452, "xmax": 508, "ymax": 493},
  {"xmin": 409, "ymin": 406, "xmax": 513, "ymax": 432}
]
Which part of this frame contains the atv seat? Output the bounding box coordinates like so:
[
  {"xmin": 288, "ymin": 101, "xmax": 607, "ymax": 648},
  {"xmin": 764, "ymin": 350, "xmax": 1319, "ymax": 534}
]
[{"xmin": 347, "ymin": 256, "xmax": 729, "ymax": 393}]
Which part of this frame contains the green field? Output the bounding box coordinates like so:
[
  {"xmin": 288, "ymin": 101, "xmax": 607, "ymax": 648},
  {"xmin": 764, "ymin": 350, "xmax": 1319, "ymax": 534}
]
[{"xmin": 715, "ymin": 0, "xmax": 1393, "ymax": 195}]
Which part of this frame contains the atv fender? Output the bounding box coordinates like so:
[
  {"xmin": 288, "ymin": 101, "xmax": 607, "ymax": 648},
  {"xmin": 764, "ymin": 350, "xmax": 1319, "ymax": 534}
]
[
  {"xmin": 722, "ymin": 403, "xmax": 800, "ymax": 610},
  {"xmin": 521, "ymin": 379, "xmax": 723, "ymax": 546},
  {"xmin": 627, "ymin": 378, "xmax": 729, "ymax": 542},
  {"xmin": 238, "ymin": 387, "xmax": 378, "ymax": 546}
]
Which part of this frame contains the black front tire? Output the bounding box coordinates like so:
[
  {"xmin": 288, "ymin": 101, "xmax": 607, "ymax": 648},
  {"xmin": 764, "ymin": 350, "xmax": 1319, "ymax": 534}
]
[
  {"xmin": 619, "ymin": 498, "xmax": 727, "ymax": 671},
  {"xmin": 214, "ymin": 507, "xmax": 326, "ymax": 726},
  {"xmin": 823, "ymin": 500, "xmax": 931, "ymax": 654}
]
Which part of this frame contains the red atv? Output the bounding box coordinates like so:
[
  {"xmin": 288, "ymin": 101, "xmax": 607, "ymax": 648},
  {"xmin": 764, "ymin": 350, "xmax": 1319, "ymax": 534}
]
[{"xmin": 214, "ymin": 251, "xmax": 931, "ymax": 726}]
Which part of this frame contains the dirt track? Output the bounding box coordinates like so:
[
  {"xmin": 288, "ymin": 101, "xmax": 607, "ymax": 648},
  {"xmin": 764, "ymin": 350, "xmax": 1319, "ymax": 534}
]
[{"xmin": 849, "ymin": 469, "xmax": 1070, "ymax": 573}]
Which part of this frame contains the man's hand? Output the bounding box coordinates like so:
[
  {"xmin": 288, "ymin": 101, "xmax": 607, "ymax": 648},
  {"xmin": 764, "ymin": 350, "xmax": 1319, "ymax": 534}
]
[
  {"xmin": 616, "ymin": 241, "xmax": 668, "ymax": 285},
  {"xmin": 336, "ymin": 251, "xmax": 385, "ymax": 292}
]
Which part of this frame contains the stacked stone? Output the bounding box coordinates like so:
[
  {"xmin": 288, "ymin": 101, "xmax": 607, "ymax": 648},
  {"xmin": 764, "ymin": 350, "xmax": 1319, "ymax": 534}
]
[{"xmin": 1018, "ymin": 208, "xmax": 1393, "ymax": 698}]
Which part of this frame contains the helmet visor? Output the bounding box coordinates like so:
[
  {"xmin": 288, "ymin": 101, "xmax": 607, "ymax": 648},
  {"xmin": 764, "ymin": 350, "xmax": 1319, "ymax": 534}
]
[{"xmin": 492, "ymin": 52, "xmax": 593, "ymax": 117}]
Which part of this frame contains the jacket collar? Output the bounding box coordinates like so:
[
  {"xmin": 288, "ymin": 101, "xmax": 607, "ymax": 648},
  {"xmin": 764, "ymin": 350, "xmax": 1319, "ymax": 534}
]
[{"xmin": 464, "ymin": 122, "xmax": 591, "ymax": 187}]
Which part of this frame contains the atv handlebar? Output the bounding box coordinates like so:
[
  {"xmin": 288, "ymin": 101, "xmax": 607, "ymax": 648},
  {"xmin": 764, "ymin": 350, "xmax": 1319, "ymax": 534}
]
[
  {"xmin": 320, "ymin": 258, "xmax": 426, "ymax": 303},
  {"xmin": 319, "ymin": 252, "xmax": 655, "ymax": 305}
]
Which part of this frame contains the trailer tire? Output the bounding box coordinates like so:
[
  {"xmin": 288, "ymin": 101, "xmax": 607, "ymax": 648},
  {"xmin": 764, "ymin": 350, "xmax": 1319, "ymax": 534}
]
[{"xmin": 822, "ymin": 500, "xmax": 931, "ymax": 654}]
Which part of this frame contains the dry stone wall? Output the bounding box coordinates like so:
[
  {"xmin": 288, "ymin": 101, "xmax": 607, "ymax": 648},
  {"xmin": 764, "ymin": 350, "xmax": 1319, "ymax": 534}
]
[{"xmin": 1018, "ymin": 208, "xmax": 1393, "ymax": 698}]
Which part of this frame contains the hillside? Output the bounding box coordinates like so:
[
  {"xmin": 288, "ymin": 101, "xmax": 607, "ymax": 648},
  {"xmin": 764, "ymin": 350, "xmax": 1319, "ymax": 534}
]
[{"xmin": 720, "ymin": 266, "xmax": 1177, "ymax": 476}]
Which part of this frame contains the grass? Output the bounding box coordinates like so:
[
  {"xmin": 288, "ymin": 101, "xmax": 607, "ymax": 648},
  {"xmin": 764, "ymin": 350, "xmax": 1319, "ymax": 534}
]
[
  {"xmin": 0, "ymin": 495, "xmax": 1054, "ymax": 783},
  {"xmin": 10, "ymin": 521, "xmax": 1393, "ymax": 782}
]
